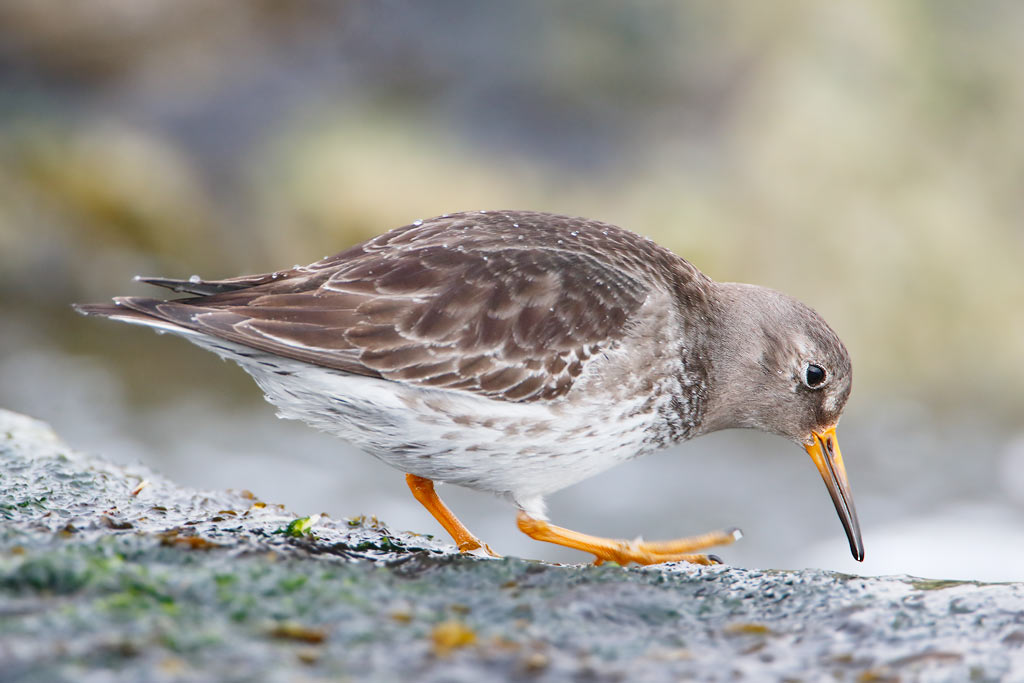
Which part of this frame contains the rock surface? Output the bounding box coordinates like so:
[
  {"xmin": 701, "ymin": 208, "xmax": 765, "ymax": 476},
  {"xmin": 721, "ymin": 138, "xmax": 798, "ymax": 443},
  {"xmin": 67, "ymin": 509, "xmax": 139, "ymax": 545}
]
[{"xmin": 1, "ymin": 407, "xmax": 1022, "ymax": 682}]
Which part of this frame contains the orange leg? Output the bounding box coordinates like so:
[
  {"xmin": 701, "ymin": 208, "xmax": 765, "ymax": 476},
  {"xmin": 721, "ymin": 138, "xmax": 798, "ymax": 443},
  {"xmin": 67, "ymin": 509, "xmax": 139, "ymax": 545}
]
[
  {"xmin": 517, "ymin": 511, "xmax": 741, "ymax": 566},
  {"xmin": 406, "ymin": 474, "xmax": 499, "ymax": 556}
]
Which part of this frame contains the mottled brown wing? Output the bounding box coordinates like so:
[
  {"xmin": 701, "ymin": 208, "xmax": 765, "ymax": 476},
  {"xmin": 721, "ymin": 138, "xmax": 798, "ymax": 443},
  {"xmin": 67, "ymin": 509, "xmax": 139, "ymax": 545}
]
[{"xmin": 107, "ymin": 211, "xmax": 697, "ymax": 402}]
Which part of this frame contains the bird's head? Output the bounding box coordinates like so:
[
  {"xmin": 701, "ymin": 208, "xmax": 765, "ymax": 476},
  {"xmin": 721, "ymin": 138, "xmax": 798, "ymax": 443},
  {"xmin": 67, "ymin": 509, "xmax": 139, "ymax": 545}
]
[{"xmin": 699, "ymin": 282, "xmax": 863, "ymax": 561}]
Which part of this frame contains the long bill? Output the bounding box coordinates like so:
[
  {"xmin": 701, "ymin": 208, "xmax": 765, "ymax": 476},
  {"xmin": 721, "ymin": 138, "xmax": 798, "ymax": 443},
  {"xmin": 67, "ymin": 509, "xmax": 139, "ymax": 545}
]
[{"xmin": 804, "ymin": 425, "xmax": 864, "ymax": 561}]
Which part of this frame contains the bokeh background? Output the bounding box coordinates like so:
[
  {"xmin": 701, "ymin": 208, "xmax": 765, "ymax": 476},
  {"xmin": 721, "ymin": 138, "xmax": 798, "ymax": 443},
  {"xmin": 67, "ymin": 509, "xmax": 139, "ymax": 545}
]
[{"xmin": 2, "ymin": 1, "xmax": 1022, "ymax": 580}]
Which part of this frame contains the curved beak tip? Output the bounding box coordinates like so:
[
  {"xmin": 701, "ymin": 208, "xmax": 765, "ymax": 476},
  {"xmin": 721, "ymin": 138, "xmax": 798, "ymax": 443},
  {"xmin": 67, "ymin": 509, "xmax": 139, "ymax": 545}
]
[{"xmin": 804, "ymin": 426, "xmax": 864, "ymax": 562}]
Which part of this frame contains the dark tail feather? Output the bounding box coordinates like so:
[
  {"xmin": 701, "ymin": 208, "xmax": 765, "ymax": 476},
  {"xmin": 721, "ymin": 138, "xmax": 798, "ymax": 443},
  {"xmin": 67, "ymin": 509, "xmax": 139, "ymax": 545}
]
[
  {"xmin": 72, "ymin": 299, "xmax": 196, "ymax": 335},
  {"xmin": 73, "ymin": 302, "xmax": 126, "ymax": 317},
  {"xmin": 72, "ymin": 301, "xmax": 168, "ymax": 324},
  {"xmin": 133, "ymin": 275, "xmax": 254, "ymax": 297}
]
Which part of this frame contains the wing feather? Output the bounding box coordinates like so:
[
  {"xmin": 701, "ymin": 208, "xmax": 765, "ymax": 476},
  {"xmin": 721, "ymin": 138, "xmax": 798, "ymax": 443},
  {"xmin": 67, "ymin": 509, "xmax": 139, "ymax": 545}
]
[{"xmin": 90, "ymin": 211, "xmax": 710, "ymax": 402}]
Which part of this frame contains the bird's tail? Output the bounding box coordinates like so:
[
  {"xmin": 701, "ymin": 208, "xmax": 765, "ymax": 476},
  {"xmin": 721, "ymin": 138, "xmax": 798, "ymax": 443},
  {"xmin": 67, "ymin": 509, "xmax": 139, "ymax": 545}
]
[
  {"xmin": 72, "ymin": 298, "xmax": 200, "ymax": 337},
  {"xmin": 72, "ymin": 302, "xmax": 126, "ymax": 317},
  {"xmin": 131, "ymin": 275, "xmax": 261, "ymax": 297}
]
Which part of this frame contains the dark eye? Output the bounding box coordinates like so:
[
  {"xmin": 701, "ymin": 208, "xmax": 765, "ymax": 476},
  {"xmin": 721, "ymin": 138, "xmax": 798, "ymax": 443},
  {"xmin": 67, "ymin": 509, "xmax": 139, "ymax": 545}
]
[{"xmin": 804, "ymin": 363, "xmax": 827, "ymax": 388}]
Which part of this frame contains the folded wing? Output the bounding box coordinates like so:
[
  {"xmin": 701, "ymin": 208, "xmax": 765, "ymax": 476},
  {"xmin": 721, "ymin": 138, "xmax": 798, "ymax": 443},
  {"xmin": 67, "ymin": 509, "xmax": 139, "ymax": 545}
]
[{"xmin": 80, "ymin": 212, "xmax": 688, "ymax": 403}]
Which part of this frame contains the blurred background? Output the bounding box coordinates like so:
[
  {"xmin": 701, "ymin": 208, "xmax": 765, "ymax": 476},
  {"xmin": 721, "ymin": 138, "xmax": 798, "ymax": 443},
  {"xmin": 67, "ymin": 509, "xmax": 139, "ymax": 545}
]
[{"xmin": 1, "ymin": 1, "xmax": 1022, "ymax": 580}]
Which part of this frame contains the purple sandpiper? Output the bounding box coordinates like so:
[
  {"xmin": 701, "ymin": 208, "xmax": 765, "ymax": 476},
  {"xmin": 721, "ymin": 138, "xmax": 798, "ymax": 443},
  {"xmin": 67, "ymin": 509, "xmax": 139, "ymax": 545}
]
[{"xmin": 77, "ymin": 210, "xmax": 863, "ymax": 565}]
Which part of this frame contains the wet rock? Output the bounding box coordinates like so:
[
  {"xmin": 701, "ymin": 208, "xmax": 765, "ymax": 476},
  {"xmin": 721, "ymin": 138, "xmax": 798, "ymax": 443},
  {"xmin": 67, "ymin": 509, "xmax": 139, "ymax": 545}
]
[{"xmin": 1, "ymin": 408, "xmax": 1022, "ymax": 682}]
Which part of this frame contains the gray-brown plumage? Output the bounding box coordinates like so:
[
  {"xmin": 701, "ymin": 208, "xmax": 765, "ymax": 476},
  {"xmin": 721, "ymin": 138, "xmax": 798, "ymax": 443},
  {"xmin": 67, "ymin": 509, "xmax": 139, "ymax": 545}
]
[{"xmin": 77, "ymin": 210, "xmax": 863, "ymax": 564}]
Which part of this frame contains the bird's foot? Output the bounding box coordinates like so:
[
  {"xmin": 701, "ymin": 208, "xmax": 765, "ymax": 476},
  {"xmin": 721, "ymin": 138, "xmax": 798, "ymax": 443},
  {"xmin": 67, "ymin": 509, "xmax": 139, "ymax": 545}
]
[
  {"xmin": 457, "ymin": 537, "xmax": 501, "ymax": 558},
  {"xmin": 517, "ymin": 511, "xmax": 741, "ymax": 566},
  {"xmin": 590, "ymin": 541, "xmax": 719, "ymax": 566}
]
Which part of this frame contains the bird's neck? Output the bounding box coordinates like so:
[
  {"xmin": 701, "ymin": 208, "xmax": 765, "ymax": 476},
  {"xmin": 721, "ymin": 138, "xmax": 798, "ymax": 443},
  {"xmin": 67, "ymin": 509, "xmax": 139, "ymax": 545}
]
[{"xmin": 690, "ymin": 282, "xmax": 773, "ymax": 437}]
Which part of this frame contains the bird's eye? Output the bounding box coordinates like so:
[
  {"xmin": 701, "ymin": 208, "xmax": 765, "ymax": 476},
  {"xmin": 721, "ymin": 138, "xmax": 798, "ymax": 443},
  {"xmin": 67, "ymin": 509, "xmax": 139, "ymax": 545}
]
[{"xmin": 804, "ymin": 363, "xmax": 827, "ymax": 388}]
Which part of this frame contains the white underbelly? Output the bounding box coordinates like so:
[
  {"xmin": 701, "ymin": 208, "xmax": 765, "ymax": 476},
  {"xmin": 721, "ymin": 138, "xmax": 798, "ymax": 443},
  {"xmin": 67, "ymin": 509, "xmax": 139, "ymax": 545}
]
[{"xmin": 191, "ymin": 336, "xmax": 658, "ymax": 503}]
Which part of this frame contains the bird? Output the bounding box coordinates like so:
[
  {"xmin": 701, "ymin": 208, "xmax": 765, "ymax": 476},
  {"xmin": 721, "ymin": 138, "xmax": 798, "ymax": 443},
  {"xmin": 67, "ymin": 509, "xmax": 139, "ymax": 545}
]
[{"xmin": 76, "ymin": 210, "xmax": 863, "ymax": 565}]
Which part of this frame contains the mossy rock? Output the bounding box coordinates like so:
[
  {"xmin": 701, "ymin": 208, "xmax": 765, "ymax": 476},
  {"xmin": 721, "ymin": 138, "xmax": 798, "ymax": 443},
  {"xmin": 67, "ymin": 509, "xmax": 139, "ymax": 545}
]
[{"xmin": 1, "ymin": 409, "xmax": 1021, "ymax": 682}]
